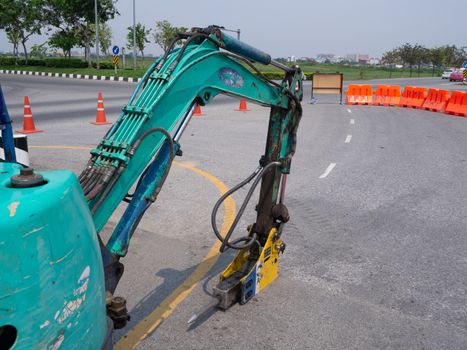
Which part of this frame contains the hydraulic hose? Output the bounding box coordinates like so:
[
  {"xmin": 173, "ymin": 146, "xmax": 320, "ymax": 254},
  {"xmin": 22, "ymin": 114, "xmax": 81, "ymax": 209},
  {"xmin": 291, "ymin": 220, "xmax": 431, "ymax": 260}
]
[
  {"xmin": 90, "ymin": 127, "xmax": 174, "ymax": 214},
  {"xmin": 211, "ymin": 161, "xmax": 281, "ymax": 252}
]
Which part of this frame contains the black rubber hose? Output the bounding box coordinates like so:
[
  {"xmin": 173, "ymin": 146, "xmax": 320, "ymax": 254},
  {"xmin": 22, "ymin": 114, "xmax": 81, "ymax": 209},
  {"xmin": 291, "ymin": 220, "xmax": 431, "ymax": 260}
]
[
  {"xmin": 154, "ymin": 34, "xmax": 187, "ymax": 71},
  {"xmin": 211, "ymin": 166, "xmax": 259, "ymax": 251},
  {"xmin": 211, "ymin": 161, "xmax": 281, "ymax": 252},
  {"xmin": 83, "ymin": 171, "xmax": 101, "ymax": 195},
  {"xmin": 168, "ymin": 33, "xmax": 221, "ymax": 73},
  {"xmin": 91, "ymin": 164, "xmax": 125, "ymax": 214},
  {"xmin": 86, "ymin": 167, "xmax": 116, "ymax": 201}
]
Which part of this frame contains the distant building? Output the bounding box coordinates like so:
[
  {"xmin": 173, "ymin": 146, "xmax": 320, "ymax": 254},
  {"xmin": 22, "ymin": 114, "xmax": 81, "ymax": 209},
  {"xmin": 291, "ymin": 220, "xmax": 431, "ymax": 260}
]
[
  {"xmin": 287, "ymin": 56, "xmax": 296, "ymax": 63},
  {"xmin": 316, "ymin": 54, "xmax": 335, "ymax": 63},
  {"xmin": 369, "ymin": 57, "xmax": 381, "ymax": 65},
  {"xmin": 345, "ymin": 54, "xmax": 371, "ymax": 64},
  {"xmin": 331, "ymin": 55, "xmax": 344, "ymax": 64},
  {"xmin": 345, "ymin": 54, "xmax": 358, "ymax": 63},
  {"xmin": 358, "ymin": 55, "xmax": 370, "ymax": 64}
]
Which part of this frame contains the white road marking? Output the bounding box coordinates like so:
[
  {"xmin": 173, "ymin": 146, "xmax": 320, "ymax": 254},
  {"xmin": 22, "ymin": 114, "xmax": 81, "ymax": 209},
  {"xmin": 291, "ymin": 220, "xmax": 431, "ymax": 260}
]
[
  {"xmin": 319, "ymin": 163, "xmax": 336, "ymax": 179},
  {"xmin": 350, "ymin": 119, "xmax": 355, "ymax": 124},
  {"xmin": 347, "ymin": 108, "xmax": 352, "ymax": 113},
  {"xmin": 345, "ymin": 135, "xmax": 352, "ymax": 143}
]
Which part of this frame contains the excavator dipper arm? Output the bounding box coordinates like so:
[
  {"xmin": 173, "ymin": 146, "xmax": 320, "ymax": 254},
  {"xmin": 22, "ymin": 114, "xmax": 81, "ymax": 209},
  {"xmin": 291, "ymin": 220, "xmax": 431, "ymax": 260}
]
[{"xmin": 81, "ymin": 25, "xmax": 302, "ymax": 325}]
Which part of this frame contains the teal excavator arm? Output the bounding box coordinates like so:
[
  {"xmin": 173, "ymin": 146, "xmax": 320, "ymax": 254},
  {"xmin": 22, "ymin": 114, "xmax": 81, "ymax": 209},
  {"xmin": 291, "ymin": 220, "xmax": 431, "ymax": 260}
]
[
  {"xmin": 81, "ymin": 25, "xmax": 303, "ymax": 319},
  {"xmin": 0, "ymin": 25, "xmax": 302, "ymax": 349},
  {"xmin": 85, "ymin": 26, "xmax": 301, "ymax": 234}
]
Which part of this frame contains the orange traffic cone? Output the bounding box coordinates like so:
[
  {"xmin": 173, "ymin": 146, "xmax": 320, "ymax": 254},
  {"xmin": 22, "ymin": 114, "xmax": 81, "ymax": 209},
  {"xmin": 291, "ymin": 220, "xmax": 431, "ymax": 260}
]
[
  {"xmin": 193, "ymin": 104, "xmax": 204, "ymax": 116},
  {"xmin": 235, "ymin": 99, "xmax": 250, "ymax": 112},
  {"xmin": 91, "ymin": 91, "xmax": 111, "ymax": 125},
  {"xmin": 17, "ymin": 96, "xmax": 43, "ymax": 134}
]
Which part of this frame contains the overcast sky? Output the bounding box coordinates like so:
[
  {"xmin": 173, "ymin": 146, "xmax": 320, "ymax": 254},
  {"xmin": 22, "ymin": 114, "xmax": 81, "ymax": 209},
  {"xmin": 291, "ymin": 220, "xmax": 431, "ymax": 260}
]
[{"xmin": 1, "ymin": 0, "xmax": 465, "ymax": 58}]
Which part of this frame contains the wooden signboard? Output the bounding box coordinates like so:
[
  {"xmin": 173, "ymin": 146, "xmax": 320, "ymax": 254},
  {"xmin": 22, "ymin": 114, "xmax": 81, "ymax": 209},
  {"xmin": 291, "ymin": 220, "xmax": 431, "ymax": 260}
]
[{"xmin": 311, "ymin": 73, "xmax": 344, "ymax": 104}]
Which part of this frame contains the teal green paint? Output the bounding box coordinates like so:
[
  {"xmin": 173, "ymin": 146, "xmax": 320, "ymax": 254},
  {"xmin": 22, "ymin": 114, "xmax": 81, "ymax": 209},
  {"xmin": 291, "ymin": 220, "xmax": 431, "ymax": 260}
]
[
  {"xmin": 0, "ymin": 30, "xmax": 302, "ymax": 349},
  {"xmin": 90, "ymin": 35, "xmax": 289, "ymax": 233},
  {"xmin": 0, "ymin": 163, "xmax": 107, "ymax": 349}
]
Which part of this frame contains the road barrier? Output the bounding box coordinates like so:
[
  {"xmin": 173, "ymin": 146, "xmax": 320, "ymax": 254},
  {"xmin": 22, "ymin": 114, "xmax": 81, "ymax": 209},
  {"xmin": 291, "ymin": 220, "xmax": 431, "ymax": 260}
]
[
  {"xmin": 399, "ymin": 86, "xmax": 426, "ymax": 108},
  {"xmin": 421, "ymin": 89, "xmax": 450, "ymax": 112},
  {"xmin": 345, "ymin": 85, "xmax": 373, "ymax": 105},
  {"xmin": 445, "ymin": 91, "xmax": 467, "ymax": 117},
  {"xmin": 345, "ymin": 85, "xmax": 466, "ymax": 119},
  {"xmin": 373, "ymin": 85, "xmax": 401, "ymax": 106},
  {"xmin": 17, "ymin": 96, "xmax": 43, "ymax": 134}
]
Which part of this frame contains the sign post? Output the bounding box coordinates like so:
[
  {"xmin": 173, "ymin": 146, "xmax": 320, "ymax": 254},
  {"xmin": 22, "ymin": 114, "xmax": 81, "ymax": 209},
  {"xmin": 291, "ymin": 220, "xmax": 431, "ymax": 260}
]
[{"xmin": 112, "ymin": 46, "xmax": 120, "ymax": 75}]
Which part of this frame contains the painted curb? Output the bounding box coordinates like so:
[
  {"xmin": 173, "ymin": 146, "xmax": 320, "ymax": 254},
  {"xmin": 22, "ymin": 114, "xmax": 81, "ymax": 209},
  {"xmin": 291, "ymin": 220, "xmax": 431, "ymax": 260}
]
[{"xmin": 0, "ymin": 69, "xmax": 142, "ymax": 83}]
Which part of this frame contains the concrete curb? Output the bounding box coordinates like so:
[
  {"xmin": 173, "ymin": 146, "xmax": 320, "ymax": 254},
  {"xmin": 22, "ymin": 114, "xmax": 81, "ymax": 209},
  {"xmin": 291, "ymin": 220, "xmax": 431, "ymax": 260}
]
[{"xmin": 0, "ymin": 69, "xmax": 142, "ymax": 83}]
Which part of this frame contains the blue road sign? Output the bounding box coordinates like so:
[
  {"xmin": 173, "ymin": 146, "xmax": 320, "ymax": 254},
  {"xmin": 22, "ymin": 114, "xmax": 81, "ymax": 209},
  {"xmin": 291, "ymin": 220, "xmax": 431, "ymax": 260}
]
[
  {"xmin": 462, "ymin": 61, "xmax": 467, "ymax": 69},
  {"xmin": 112, "ymin": 46, "xmax": 120, "ymax": 55}
]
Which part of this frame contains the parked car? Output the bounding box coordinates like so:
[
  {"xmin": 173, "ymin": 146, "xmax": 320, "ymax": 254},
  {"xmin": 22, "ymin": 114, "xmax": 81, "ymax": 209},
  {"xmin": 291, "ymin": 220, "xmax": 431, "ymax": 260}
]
[
  {"xmin": 449, "ymin": 70, "xmax": 464, "ymax": 82},
  {"xmin": 442, "ymin": 68, "xmax": 454, "ymax": 79}
]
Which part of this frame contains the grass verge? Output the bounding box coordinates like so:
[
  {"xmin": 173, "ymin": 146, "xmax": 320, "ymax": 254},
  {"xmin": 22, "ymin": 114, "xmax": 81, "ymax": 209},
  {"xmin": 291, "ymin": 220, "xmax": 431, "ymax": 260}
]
[{"xmin": 0, "ymin": 62, "xmax": 440, "ymax": 81}]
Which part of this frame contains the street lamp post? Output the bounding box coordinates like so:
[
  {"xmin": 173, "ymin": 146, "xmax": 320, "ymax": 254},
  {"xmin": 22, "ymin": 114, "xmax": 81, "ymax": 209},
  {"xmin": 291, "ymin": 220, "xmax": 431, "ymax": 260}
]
[
  {"xmin": 94, "ymin": 0, "xmax": 100, "ymax": 69},
  {"xmin": 222, "ymin": 27, "xmax": 241, "ymax": 40},
  {"xmin": 133, "ymin": 0, "xmax": 136, "ymax": 70}
]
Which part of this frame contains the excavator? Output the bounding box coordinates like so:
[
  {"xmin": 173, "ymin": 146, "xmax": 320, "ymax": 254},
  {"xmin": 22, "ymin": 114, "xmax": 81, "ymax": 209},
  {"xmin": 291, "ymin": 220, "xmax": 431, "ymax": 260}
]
[{"xmin": 0, "ymin": 26, "xmax": 303, "ymax": 349}]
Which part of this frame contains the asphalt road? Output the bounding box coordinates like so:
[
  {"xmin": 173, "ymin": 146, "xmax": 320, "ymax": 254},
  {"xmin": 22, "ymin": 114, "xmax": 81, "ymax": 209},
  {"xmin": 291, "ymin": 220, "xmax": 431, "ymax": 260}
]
[
  {"xmin": 1, "ymin": 73, "xmax": 467, "ymax": 349},
  {"xmin": 1, "ymin": 74, "xmax": 465, "ymax": 124}
]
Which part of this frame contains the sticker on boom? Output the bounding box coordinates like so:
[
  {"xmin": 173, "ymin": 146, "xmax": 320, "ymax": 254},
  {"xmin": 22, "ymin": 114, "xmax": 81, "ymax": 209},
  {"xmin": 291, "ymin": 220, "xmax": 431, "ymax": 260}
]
[{"xmin": 218, "ymin": 68, "xmax": 244, "ymax": 88}]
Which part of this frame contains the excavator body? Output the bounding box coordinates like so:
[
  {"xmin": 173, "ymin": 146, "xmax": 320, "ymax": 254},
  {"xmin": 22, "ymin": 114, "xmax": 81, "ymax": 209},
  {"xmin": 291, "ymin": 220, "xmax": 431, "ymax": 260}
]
[{"xmin": 0, "ymin": 25, "xmax": 302, "ymax": 349}]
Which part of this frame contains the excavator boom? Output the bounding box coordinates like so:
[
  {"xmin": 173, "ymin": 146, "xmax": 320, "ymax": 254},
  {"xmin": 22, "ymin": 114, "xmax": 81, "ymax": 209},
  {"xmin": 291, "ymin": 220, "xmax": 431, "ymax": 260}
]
[{"xmin": 0, "ymin": 26, "xmax": 302, "ymax": 349}]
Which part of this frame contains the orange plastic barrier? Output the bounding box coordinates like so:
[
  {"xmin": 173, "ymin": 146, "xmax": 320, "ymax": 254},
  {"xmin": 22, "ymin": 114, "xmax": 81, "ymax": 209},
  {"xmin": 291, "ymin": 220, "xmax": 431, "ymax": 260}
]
[
  {"xmin": 421, "ymin": 88, "xmax": 450, "ymax": 112},
  {"xmin": 373, "ymin": 85, "xmax": 401, "ymax": 106},
  {"xmin": 445, "ymin": 91, "xmax": 467, "ymax": 117},
  {"xmin": 345, "ymin": 85, "xmax": 373, "ymax": 105},
  {"xmin": 398, "ymin": 86, "xmax": 426, "ymax": 108}
]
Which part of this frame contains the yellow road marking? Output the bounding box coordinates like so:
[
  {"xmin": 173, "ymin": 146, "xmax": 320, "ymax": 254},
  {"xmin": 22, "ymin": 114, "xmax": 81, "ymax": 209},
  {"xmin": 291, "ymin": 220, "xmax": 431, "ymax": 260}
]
[
  {"xmin": 31, "ymin": 145, "xmax": 93, "ymax": 151},
  {"xmin": 116, "ymin": 162, "xmax": 235, "ymax": 349},
  {"xmin": 31, "ymin": 145, "xmax": 236, "ymax": 349}
]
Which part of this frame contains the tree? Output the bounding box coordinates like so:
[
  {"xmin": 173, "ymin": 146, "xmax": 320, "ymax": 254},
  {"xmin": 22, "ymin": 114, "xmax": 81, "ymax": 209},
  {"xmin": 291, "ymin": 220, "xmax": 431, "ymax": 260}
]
[
  {"xmin": 127, "ymin": 23, "xmax": 151, "ymax": 62},
  {"xmin": 414, "ymin": 45, "xmax": 429, "ymax": 77},
  {"xmin": 381, "ymin": 49, "xmax": 400, "ymax": 78},
  {"xmin": 428, "ymin": 47, "xmax": 444, "ymax": 77},
  {"xmin": 398, "ymin": 43, "xmax": 426, "ymax": 77},
  {"xmin": 49, "ymin": 30, "xmax": 77, "ymax": 58},
  {"xmin": 30, "ymin": 43, "xmax": 48, "ymax": 58},
  {"xmin": 43, "ymin": 0, "xmax": 118, "ymax": 66},
  {"xmin": 0, "ymin": 0, "xmax": 45, "ymax": 64},
  {"xmin": 153, "ymin": 20, "xmax": 188, "ymax": 53},
  {"xmin": 442, "ymin": 45, "xmax": 466, "ymax": 67},
  {"xmin": 6, "ymin": 28, "xmax": 21, "ymax": 58},
  {"xmin": 98, "ymin": 23, "xmax": 112, "ymax": 56}
]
